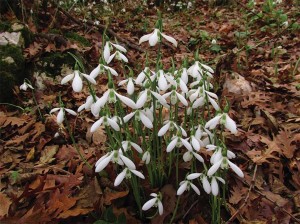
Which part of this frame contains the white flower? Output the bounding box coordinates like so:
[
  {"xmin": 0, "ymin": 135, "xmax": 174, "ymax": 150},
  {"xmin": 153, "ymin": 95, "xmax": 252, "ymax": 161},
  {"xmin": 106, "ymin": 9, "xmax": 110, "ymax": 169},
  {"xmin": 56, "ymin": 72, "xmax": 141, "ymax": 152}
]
[
  {"xmin": 282, "ymin": 21, "xmax": 288, "ymax": 28},
  {"xmin": 142, "ymin": 151, "xmax": 151, "ymax": 164},
  {"xmin": 142, "ymin": 193, "xmax": 163, "ymax": 215},
  {"xmin": 123, "ymin": 109, "xmax": 153, "ymax": 129},
  {"xmin": 139, "ymin": 28, "xmax": 177, "ymax": 47},
  {"xmin": 166, "ymin": 136, "xmax": 192, "ymax": 152},
  {"xmin": 207, "ymin": 156, "xmax": 244, "ymax": 178},
  {"xmin": 20, "ymin": 81, "xmax": 34, "ymax": 91},
  {"xmin": 61, "ymin": 70, "xmax": 96, "ymax": 92},
  {"xmin": 107, "ymin": 51, "xmax": 128, "ymax": 64},
  {"xmin": 122, "ymin": 141, "xmax": 143, "ymax": 153},
  {"xmin": 114, "ymin": 168, "xmax": 145, "ymax": 186},
  {"xmin": 90, "ymin": 64, "xmax": 118, "ymax": 78},
  {"xmin": 103, "ymin": 41, "xmax": 127, "ymax": 64},
  {"xmin": 136, "ymin": 67, "xmax": 154, "ymax": 85},
  {"xmin": 205, "ymin": 113, "xmax": 237, "ymax": 134},
  {"xmin": 211, "ymin": 39, "xmax": 217, "ymax": 45},
  {"xmin": 91, "ymin": 115, "xmax": 120, "ymax": 132},
  {"xmin": 94, "ymin": 20, "xmax": 100, "ymax": 25},
  {"xmin": 187, "ymin": 61, "xmax": 214, "ymax": 80},
  {"xmin": 118, "ymin": 78, "xmax": 135, "ymax": 95},
  {"xmin": 158, "ymin": 120, "xmax": 187, "ymax": 137},
  {"xmin": 177, "ymin": 179, "xmax": 200, "ymax": 195},
  {"xmin": 50, "ymin": 107, "xmax": 77, "ymax": 124},
  {"xmin": 78, "ymin": 95, "xmax": 98, "ymax": 112},
  {"xmin": 183, "ymin": 149, "xmax": 204, "ymax": 163},
  {"xmin": 157, "ymin": 70, "xmax": 169, "ymax": 91},
  {"xmin": 189, "ymin": 87, "xmax": 219, "ymax": 110},
  {"xmin": 136, "ymin": 89, "xmax": 169, "ymax": 109},
  {"xmin": 163, "ymin": 89, "xmax": 188, "ymax": 106},
  {"xmin": 187, "ymin": 173, "xmax": 211, "ymax": 194},
  {"xmin": 210, "ymin": 176, "xmax": 225, "ymax": 196}
]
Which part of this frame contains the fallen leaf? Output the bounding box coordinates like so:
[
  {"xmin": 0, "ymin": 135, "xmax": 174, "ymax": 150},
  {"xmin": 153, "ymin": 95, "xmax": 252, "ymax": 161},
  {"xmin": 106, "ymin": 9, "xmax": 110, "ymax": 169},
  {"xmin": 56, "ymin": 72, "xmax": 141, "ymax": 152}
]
[
  {"xmin": 39, "ymin": 145, "xmax": 59, "ymax": 164},
  {"xmin": 0, "ymin": 192, "xmax": 12, "ymax": 218}
]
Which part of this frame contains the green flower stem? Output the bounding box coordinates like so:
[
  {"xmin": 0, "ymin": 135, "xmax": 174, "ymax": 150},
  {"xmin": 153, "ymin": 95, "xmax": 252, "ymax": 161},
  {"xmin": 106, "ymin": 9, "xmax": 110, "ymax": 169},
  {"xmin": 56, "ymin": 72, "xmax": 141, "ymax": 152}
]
[
  {"xmin": 169, "ymin": 196, "xmax": 180, "ymax": 224},
  {"xmin": 130, "ymin": 175, "xmax": 143, "ymax": 218},
  {"xmin": 0, "ymin": 103, "xmax": 24, "ymax": 111}
]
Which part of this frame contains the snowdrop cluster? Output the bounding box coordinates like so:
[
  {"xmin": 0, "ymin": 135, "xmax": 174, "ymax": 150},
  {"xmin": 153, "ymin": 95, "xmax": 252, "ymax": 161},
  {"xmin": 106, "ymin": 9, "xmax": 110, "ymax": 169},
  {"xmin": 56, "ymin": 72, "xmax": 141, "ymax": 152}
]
[{"xmin": 49, "ymin": 18, "xmax": 244, "ymax": 218}]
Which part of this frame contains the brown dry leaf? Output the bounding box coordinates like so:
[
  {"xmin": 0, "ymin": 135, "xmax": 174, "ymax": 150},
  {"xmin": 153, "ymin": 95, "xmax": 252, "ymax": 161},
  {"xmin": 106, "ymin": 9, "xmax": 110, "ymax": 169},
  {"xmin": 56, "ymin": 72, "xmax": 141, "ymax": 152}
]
[
  {"xmin": 31, "ymin": 122, "xmax": 45, "ymax": 141},
  {"xmin": 5, "ymin": 133, "xmax": 30, "ymax": 146},
  {"xmin": 39, "ymin": 145, "xmax": 59, "ymax": 164},
  {"xmin": 18, "ymin": 119, "xmax": 34, "ymax": 135},
  {"xmin": 0, "ymin": 115, "xmax": 27, "ymax": 127},
  {"xmin": 58, "ymin": 208, "xmax": 93, "ymax": 219},
  {"xmin": 0, "ymin": 192, "xmax": 12, "ymax": 218},
  {"xmin": 103, "ymin": 189, "xmax": 129, "ymax": 205},
  {"xmin": 229, "ymin": 185, "xmax": 247, "ymax": 205},
  {"xmin": 275, "ymin": 129, "xmax": 297, "ymax": 159},
  {"xmin": 26, "ymin": 147, "xmax": 35, "ymax": 161}
]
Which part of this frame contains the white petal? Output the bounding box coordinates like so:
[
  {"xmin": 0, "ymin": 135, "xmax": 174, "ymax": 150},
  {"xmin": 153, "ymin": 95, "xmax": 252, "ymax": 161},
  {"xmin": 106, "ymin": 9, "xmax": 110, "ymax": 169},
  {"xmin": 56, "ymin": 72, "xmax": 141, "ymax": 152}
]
[
  {"xmin": 107, "ymin": 52, "xmax": 116, "ymax": 64},
  {"xmin": 95, "ymin": 153, "xmax": 113, "ymax": 172},
  {"xmin": 116, "ymin": 93, "xmax": 136, "ymax": 109},
  {"xmin": 192, "ymin": 97, "xmax": 205, "ymax": 109},
  {"xmin": 207, "ymin": 96, "xmax": 220, "ymax": 111},
  {"xmin": 150, "ymin": 193, "xmax": 157, "ymax": 197},
  {"xmin": 130, "ymin": 142, "xmax": 143, "ymax": 153},
  {"xmin": 183, "ymin": 151, "xmax": 192, "ymax": 162},
  {"xmin": 140, "ymin": 112, "xmax": 153, "ymax": 129},
  {"xmin": 179, "ymin": 79, "xmax": 188, "ymax": 93},
  {"xmin": 124, "ymin": 112, "xmax": 135, "ymax": 123},
  {"xmin": 139, "ymin": 33, "xmax": 152, "ymax": 45},
  {"xmin": 107, "ymin": 118, "xmax": 120, "ymax": 131},
  {"xmin": 158, "ymin": 74, "xmax": 168, "ymax": 91},
  {"xmin": 205, "ymin": 115, "xmax": 222, "ymax": 130},
  {"xmin": 127, "ymin": 79, "xmax": 135, "ymax": 95},
  {"xmin": 181, "ymin": 68, "xmax": 188, "ymax": 84},
  {"xmin": 90, "ymin": 65, "xmax": 100, "ymax": 79},
  {"xmin": 216, "ymin": 177, "xmax": 225, "ymax": 184},
  {"xmin": 225, "ymin": 114, "xmax": 238, "ymax": 134},
  {"xmin": 136, "ymin": 91, "xmax": 147, "ymax": 108},
  {"xmin": 177, "ymin": 181, "xmax": 188, "ymax": 195},
  {"xmin": 50, "ymin": 108, "xmax": 60, "ymax": 114},
  {"xmin": 82, "ymin": 73, "xmax": 97, "ymax": 85},
  {"xmin": 151, "ymin": 91, "xmax": 169, "ymax": 108},
  {"xmin": 158, "ymin": 122, "xmax": 170, "ymax": 136},
  {"xmin": 205, "ymin": 91, "xmax": 218, "ymax": 99},
  {"xmin": 111, "ymin": 43, "xmax": 127, "ymax": 53},
  {"xmin": 65, "ymin": 108, "xmax": 77, "ymax": 116},
  {"xmin": 192, "ymin": 152, "xmax": 204, "ymax": 163},
  {"xmin": 91, "ymin": 117, "xmax": 104, "ymax": 132},
  {"xmin": 167, "ymin": 137, "xmax": 178, "ymax": 152},
  {"xmin": 202, "ymin": 176, "xmax": 211, "ymax": 194},
  {"xmin": 104, "ymin": 42, "xmax": 111, "ymax": 63},
  {"xmin": 142, "ymin": 198, "xmax": 157, "ymax": 211},
  {"xmin": 187, "ymin": 173, "xmax": 201, "ymax": 180},
  {"xmin": 57, "ymin": 108, "xmax": 64, "ymax": 124},
  {"xmin": 72, "ymin": 72, "xmax": 83, "ymax": 92},
  {"xmin": 104, "ymin": 65, "xmax": 118, "ymax": 76},
  {"xmin": 136, "ymin": 71, "xmax": 146, "ymax": 85},
  {"xmin": 149, "ymin": 30, "xmax": 159, "ymax": 46},
  {"xmin": 131, "ymin": 169, "xmax": 145, "ymax": 179},
  {"xmin": 118, "ymin": 52, "xmax": 128, "ymax": 63},
  {"xmin": 118, "ymin": 79, "xmax": 128, "ymax": 86},
  {"xmin": 78, "ymin": 104, "xmax": 85, "ymax": 112},
  {"xmin": 158, "ymin": 200, "xmax": 163, "ymax": 215},
  {"xmin": 180, "ymin": 127, "xmax": 187, "ymax": 137},
  {"xmin": 207, "ymin": 159, "xmax": 222, "ymax": 176},
  {"xmin": 61, "ymin": 73, "xmax": 74, "ymax": 84},
  {"xmin": 114, "ymin": 169, "xmax": 127, "ymax": 186},
  {"xmin": 161, "ymin": 32, "xmax": 178, "ymax": 47},
  {"xmin": 176, "ymin": 92, "xmax": 188, "ymax": 106},
  {"xmin": 211, "ymin": 177, "xmax": 219, "ymax": 196},
  {"xmin": 120, "ymin": 154, "xmax": 136, "ymax": 170},
  {"xmin": 181, "ymin": 138, "xmax": 193, "ymax": 151},
  {"xmin": 228, "ymin": 160, "xmax": 244, "ymax": 178},
  {"xmin": 20, "ymin": 83, "xmax": 27, "ymax": 90},
  {"xmin": 200, "ymin": 63, "xmax": 214, "ymax": 73},
  {"xmin": 191, "ymin": 136, "xmax": 200, "ymax": 151},
  {"xmin": 190, "ymin": 183, "xmax": 200, "ymax": 195},
  {"xmin": 142, "ymin": 151, "xmax": 150, "ymax": 164}
]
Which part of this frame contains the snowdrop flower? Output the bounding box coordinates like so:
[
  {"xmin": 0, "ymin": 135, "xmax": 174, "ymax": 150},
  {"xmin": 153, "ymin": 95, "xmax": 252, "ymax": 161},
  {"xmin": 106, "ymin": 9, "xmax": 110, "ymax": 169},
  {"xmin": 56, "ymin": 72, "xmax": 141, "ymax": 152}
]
[
  {"xmin": 167, "ymin": 135, "xmax": 192, "ymax": 152},
  {"xmin": 114, "ymin": 168, "xmax": 145, "ymax": 186},
  {"xmin": 121, "ymin": 141, "xmax": 143, "ymax": 153},
  {"xmin": 158, "ymin": 120, "xmax": 187, "ymax": 137},
  {"xmin": 282, "ymin": 21, "xmax": 288, "ymax": 28},
  {"xmin": 118, "ymin": 78, "xmax": 135, "ymax": 95},
  {"xmin": 207, "ymin": 156, "xmax": 244, "ymax": 178},
  {"xmin": 177, "ymin": 179, "xmax": 200, "ymax": 195},
  {"xmin": 94, "ymin": 20, "xmax": 100, "ymax": 25},
  {"xmin": 210, "ymin": 176, "xmax": 225, "ymax": 196},
  {"xmin": 123, "ymin": 109, "xmax": 153, "ymax": 129},
  {"xmin": 50, "ymin": 107, "xmax": 77, "ymax": 124},
  {"xmin": 103, "ymin": 41, "xmax": 127, "ymax": 64},
  {"xmin": 136, "ymin": 88, "xmax": 169, "ymax": 109},
  {"xmin": 90, "ymin": 63, "xmax": 118, "ymax": 78},
  {"xmin": 211, "ymin": 39, "xmax": 217, "ymax": 45},
  {"xmin": 183, "ymin": 148, "xmax": 204, "ymax": 163},
  {"xmin": 139, "ymin": 28, "xmax": 177, "ymax": 47},
  {"xmin": 95, "ymin": 150, "xmax": 136, "ymax": 172},
  {"xmin": 91, "ymin": 88, "xmax": 136, "ymax": 117},
  {"xmin": 142, "ymin": 151, "xmax": 151, "ymax": 164},
  {"xmin": 166, "ymin": 73, "xmax": 188, "ymax": 93},
  {"xmin": 194, "ymin": 125, "xmax": 214, "ymax": 146},
  {"xmin": 142, "ymin": 193, "xmax": 163, "ymax": 215},
  {"xmin": 61, "ymin": 70, "xmax": 96, "ymax": 92},
  {"xmin": 187, "ymin": 61, "xmax": 214, "ymax": 80},
  {"xmin": 187, "ymin": 173, "xmax": 211, "ymax": 194},
  {"xmin": 189, "ymin": 87, "xmax": 220, "ymax": 111},
  {"xmin": 107, "ymin": 50, "xmax": 128, "ymax": 64},
  {"xmin": 206, "ymin": 144, "xmax": 236, "ymax": 164},
  {"xmin": 78, "ymin": 95, "xmax": 98, "ymax": 112},
  {"xmin": 91, "ymin": 115, "xmax": 120, "ymax": 132},
  {"xmin": 20, "ymin": 81, "xmax": 34, "ymax": 91},
  {"xmin": 205, "ymin": 113, "xmax": 237, "ymax": 134},
  {"xmin": 157, "ymin": 70, "xmax": 169, "ymax": 91},
  {"xmin": 163, "ymin": 88, "xmax": 188, "ymax": 106},
  {"xmin": 135, "ymin": 67, "xmax": 155, "ymax": 85}
]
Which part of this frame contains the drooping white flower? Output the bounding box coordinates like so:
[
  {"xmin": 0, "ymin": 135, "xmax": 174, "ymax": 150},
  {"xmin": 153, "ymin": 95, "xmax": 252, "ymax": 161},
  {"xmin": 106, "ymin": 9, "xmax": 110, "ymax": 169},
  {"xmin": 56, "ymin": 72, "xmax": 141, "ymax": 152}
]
[
  {"xmin": 139, "ymin": 28, "xmax": 177, "ymax": 47},
  {"xmin": 78, "ymin": 95, "xmax": 99, "ymax": 112},
  {"xmin": 121, "ymin": 141, "xmax": 143, "ymax": 153},
  {"xmin": 187, "ymin": 173, "xmax": 211, "ymax": 194},
  {"xmin": 107, "ymin": 51, "xmax": 128, "ymax": 64},
  {"xmin": 114, "ymin": 168, "xmax": 145, "ymax": 186},
  {"xmin": 142, "ymin": 151, "xmax": 151, "ymax": 164},
  {"xmin": 183, "ymin": 149, "xmax": 204, "ymax": 163},
  {"xmin": 20, "ymin": 81, "xmax": 34, "ymax": 91},
  {"xmin": 189, "ymin": 87, "xmax": 219, "ymax": 111},
  {"xmin": 157, "ymin": 70, "xmax": 169, "ymax": 91},
  {"xmin": 91, "ymin": 115, "xmax": 120, "ymax": 132},
  {"xmin": 163, "ymin": 89, "xmax": 188, "ymax": 106},
  {"xmin": 136, "ymin": 67, "xmax": 155, "ymax": 85},
  {"xmin": 50, "ymin": 107, "xmax": 77, "ymax": 124},
  {"xmin": 166, "ymin": 135, "xmax": 192, "ymax": 152},
  {"xmin": 177, "ymin": 179, "xmax": 200, "ymax": 195},
  {"xmin": 61, "ymin": 70, "xmax": 96, "ymax": 92},
  {"xmin": 207, "ymin": 156, "xmax": 244, "ymax": 178},
  {"xmin": 90, "ymin": 64, "xmax": 118, "ymax": 78},
  {"xmin": 205, "ymin": 113, "xmax": 237, "ymax": 134},
  {"xmin": 103, "ymin": 41, "xmax": 127, "ymax": 64},
  {"xmin": 123, "ymin": 109, "xmax": 153, "ymax": 129},
  {"xmin": 158, "ymin": 120, "xmax": 187, "ymax": 137},
  {"xmin": 118, "ymin": 78, "xmax": 135, "ymax": 95},
  {"xmin": 136, "ymin": 89, "xmax": 169, "ymax": 109},
  {"xmin": 187, "ymin": 61, "xmax": 214, "ymax": 80},
  {"xmin": 210, "ymin": 176, "xmax": 225, "ymax": 196},
  {"xmin": 142, "ymin": 193, "xmax": 163, "ymax": 215}
]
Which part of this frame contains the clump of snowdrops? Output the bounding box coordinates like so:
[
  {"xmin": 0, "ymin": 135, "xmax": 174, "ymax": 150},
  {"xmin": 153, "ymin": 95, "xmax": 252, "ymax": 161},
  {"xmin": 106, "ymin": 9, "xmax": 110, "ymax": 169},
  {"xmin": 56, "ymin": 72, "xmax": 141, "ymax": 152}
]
[{"xmin": 46, "ymin": 15, "xmax": 244, "ymax": 222}]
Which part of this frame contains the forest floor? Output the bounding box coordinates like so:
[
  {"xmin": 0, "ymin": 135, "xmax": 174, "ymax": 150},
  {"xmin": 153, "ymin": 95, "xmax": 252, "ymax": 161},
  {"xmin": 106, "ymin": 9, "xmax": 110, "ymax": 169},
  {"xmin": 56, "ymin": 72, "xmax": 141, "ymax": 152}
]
[{"xmin": 0, "ymin": 0, "xmax": 300, "ymax": 223}]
